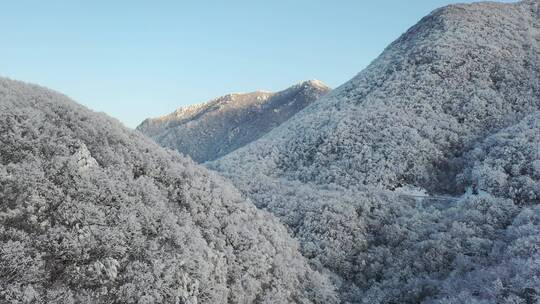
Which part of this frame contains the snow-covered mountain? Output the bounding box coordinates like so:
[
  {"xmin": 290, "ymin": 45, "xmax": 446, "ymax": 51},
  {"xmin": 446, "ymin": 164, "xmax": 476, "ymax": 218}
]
[
  {"xmin": 211, "ymin": 1, "xmax": 539, "ymax": 194},
  {"xmin": 137, "ymin": 80, "xmax": 329, "ymax": 163},
  {"xmin": 207, "ymin": 1, "xmax": 540, "ymax": 302},
  {"xmin": 0, "ymin": 77, "xmax": 337, "ymax": 303}
]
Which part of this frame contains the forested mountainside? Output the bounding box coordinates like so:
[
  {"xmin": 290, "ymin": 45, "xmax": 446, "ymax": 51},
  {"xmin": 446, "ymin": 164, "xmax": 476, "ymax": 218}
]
[
  {"xmin": 207, "ymin": 1, "xmax": 540, "ymax": 302},
  {"xmin": 0, "ymin": 77, "xmax": 337, "ymax": 303},
  {"xmin": 137, "ymin": 80, "xmax": 329, "ymax": 163},
  {"xmin": 210, "ymin": 0, "xmax": 540, "ymax": 194},
  {"xmin": 215, "ymin": 111, "xmax": 540, "ymax": 303}
]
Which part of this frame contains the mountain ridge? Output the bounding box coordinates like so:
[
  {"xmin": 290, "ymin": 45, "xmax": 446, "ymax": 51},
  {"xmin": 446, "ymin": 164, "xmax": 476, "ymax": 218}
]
[{"xmin": 137, "ymin": 79, "xmax": 330, "ymax": 163}]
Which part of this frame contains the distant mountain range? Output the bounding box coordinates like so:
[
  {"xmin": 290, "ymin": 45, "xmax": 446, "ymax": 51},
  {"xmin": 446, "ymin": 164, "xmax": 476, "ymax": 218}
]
[{"xmin": 137, "ymin": 80, "xmax": 329, "ymax": 163}]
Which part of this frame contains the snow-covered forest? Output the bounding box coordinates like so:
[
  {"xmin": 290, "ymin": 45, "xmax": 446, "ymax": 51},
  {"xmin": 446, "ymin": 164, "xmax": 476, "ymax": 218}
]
[
  {"xmin": 0, "ymin": 78, "xmax": 336, "ymax": 303},
  {"xmin": 206, "ymin": 0, "xmax": 540, "ymax": 302},
  {"xmin": 1, "ymin": 0, "xmax": 540, "ymax": 303}
]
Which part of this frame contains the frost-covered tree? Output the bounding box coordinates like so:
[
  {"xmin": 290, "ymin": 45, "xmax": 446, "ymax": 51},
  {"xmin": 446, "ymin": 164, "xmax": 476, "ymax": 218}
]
[
  {"xmin": 459, "ymin": 112, "xmax": 540, "ymax": 205},
  {"xmin": 0, "ymin": 77, "xmax": 337, "ymax": 303}
]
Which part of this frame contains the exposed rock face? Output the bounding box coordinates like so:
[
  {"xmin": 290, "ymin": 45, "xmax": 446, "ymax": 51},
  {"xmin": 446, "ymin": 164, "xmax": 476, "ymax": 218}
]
[
  {"xmin": 0, "ymin": 77, "xmax": 337, "ymax": 303},
  {"xmin": 137, "ymin": 80, "xmax": 329, "ymax": 163}
]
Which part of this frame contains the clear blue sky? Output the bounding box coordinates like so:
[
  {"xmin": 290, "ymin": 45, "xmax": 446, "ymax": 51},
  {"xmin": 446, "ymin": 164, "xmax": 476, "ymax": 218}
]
[{"xmin": 0, "ymin": 0, "xmax": 516, "ymax": 128}]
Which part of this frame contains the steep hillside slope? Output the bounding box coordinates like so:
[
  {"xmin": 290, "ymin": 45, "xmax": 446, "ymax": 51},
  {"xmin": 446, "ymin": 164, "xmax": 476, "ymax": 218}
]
[
  {"xmin": 0, "ymin": 77, "xmax": 336, "ymax": 303},
  {"xmin": 137, "ymin": 80, "xmax": 329, "ymax": 163},
  {"xmin": 211, "ymin": 0, "xmax": 540, "ymax": 194},
  {"xmin": 207, "ymin": 1, "xmax": 540, "ymax": 302}
]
